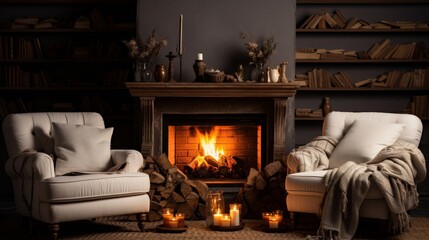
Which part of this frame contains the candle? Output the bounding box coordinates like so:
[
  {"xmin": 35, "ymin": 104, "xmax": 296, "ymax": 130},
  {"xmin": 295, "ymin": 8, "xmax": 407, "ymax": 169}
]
[
  {"xmin": 220, "ymin": 214, "xmax": 231, "ymax": 227},
  {"xmin": 168, "ymin": 217, "xmax": 179, "ymax": 228},
  {"xmin": 269, "ymin": 217, "xmax": 279, "ymax": 229},
  {"xmin": 272, "ymin": 210, "xmax": 283, "ymax": 223},
  {"xmin": 213, "ymin": 209, "xmax": 223, "ymax": 226},
  {"xmin": 262, "ymin": 212, "xmax": 273, "ymax": 227},
  {"xmin": 229, "ymin": 203, "xmax": 241, "ymax": 226},
  {"xmin": 162, "ymin": 208, "xmax": 174, "ymax": 227},
  {"xmin": 175, "ymin": 213, "xmax": 185, "ymax": 228},
  {"xmin": 197, "ymin": 53, "xmax": 203, "ymax": 61},
  {"xmin": 179, "ymin": 14, "xmax": 183, "ymax": 55}
]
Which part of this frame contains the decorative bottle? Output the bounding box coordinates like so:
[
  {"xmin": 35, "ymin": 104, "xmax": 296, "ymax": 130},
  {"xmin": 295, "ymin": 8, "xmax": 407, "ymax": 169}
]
[
  {"xmin": 193, "ymin": 53, "xmax": 206, "ymax": 82},
  {"xmin": 278, "ymin": 61, "xmax": 288, "ymax": 83}
]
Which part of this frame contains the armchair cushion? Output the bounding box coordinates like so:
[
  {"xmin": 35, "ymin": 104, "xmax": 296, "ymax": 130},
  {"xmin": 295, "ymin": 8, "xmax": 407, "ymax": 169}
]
[
  {"xmin": 329, "ymin": 120, "xmax": 405, "ymax": 168},
  {"xmin": 39, "ymin": 173, "xmax": 150, "ymax": 203},
  {"xmin": 53, "ymin": 122, "xmax": 114, "ymax": 176}
]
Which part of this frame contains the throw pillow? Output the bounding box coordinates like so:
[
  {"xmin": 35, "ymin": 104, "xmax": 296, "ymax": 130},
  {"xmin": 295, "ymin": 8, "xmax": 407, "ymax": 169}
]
[
  {"xmin": 328, "ymin": 120, "xmax": 404, "ymax": 169},
  {"xmin": 53, "ymin": 122, "xmax": 113, "ymax": 176}
]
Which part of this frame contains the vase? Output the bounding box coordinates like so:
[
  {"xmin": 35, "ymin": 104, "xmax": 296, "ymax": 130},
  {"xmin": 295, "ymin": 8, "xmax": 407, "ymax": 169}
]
[
  {"xmin": 278, "ymin": 62, "xmax": 288, "ymax": 83},
  {"xmin": 251, "ymin": 63, "xmax": 265, "ymax": 82},
  {"xmin": 141, "ymin": 62, "xmax": 153, "ymax": 82},
  {"xmin": 154, "ymin": 64, "xmax": 167, "ymax": 82}
]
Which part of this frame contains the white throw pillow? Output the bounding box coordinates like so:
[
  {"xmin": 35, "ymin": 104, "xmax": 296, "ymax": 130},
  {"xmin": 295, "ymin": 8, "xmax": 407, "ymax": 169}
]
[
  {"xmin": 329, "ymin": 120, "xmax": 404, "ymax": 169},
  {"xmin": 53, "ymin": 122, "xmax": 113, "ymax": 176}
]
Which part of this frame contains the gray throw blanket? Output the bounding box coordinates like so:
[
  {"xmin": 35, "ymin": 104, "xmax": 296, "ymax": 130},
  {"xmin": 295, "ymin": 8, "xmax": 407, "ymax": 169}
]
[{"xmin": 288, "ymin": 137, "xmax": 426, "ymax": 240}]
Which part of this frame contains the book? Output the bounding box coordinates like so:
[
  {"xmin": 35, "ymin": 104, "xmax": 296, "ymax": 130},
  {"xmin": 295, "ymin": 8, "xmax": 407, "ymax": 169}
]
[{"xmin": 295, "ymin": 52, "xmax": 320, "ymax": 60}]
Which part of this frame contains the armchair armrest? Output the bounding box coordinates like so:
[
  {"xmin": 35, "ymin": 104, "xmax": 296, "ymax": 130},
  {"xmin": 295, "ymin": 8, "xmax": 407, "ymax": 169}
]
[
  {"xmin": 5, "ymin": 150, "xmax": 55, "ymax": 181},
  {"xmin": 110, "ymin": 149, "xmax": 144, "ymax": 172},
  {"xmin": 287, "ymin": 136, "xmax": 338, "ymax": 173}
]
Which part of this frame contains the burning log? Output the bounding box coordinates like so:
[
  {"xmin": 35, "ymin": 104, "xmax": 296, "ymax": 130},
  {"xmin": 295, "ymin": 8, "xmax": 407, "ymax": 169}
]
[{"xmin": 184, "ymin": 154, "xmax": 247, "ymax": 179}]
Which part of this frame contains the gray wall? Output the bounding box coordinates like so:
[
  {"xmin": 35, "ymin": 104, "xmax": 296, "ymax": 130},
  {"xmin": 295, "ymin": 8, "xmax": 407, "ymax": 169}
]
[{"xmin": 137, "ymin": 0, "xmax": 296, "ymax": 82}]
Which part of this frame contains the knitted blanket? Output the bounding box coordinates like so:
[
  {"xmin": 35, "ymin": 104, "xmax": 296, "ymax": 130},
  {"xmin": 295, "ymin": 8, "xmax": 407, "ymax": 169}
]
[{"xmin": 287, "ymin": 138, "xmax": 426, "ymax": 239}]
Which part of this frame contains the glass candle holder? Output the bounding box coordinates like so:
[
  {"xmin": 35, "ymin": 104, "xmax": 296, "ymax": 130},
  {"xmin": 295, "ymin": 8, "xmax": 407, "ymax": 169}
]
[
  {"xmin": 262, "ymin": 212, "xmax": 273, "ymax": 227},
  {"xmin": 162, "ymin": 208, "xmax": 174, "ymax": 227},
  {"xmin": 229, "ymin": 203, "xmax": 241, "ymax": 226},
  {"xmin": 206, "ymin": 191, "xmax": 225, "ymax": 227},
  {"xmin": 175, "ymin": 212, "xmax": 185, "ymax": 228}
]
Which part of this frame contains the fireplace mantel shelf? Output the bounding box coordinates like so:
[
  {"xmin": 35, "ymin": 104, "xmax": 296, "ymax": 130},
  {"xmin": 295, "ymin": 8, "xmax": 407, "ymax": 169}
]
[{"xmin": 126, "ymin": 82, "xmax": 299, "ymax": 98}]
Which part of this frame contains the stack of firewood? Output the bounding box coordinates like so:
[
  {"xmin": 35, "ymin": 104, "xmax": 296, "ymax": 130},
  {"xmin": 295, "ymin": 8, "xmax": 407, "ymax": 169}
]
[
  {"xmin": 236, "ymin": 160, "xmax": 287, "ymax": 218},
  {"xmin": 142, "ymin": 153, "xmax": 209, "ymax": 221}
]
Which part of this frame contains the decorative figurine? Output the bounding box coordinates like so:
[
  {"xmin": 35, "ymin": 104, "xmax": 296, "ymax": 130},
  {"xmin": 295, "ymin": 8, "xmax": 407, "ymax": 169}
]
[{"xmin": 165, "ymin": 51, "xmax": 177, "ymax": 82}]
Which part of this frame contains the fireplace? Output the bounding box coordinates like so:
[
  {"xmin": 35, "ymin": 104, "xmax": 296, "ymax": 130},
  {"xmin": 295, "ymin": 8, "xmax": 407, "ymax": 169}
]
[
  {"xmin": 163, "ymin": 114, "xmax": 266, "ymax": 180},
  {"xmin": 126, "ymin": 82, "xmax": 298, "ymax": 183}
]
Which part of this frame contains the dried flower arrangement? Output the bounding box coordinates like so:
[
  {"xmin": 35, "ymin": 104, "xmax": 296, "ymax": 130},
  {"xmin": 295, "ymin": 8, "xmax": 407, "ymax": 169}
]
[
  {"xmin": 240, "ymin": 32, "xmax": 277, "ymax": 66},
  {"xmin": 123, "ymin": 30, "xmax": 168, "ymax": 63}
]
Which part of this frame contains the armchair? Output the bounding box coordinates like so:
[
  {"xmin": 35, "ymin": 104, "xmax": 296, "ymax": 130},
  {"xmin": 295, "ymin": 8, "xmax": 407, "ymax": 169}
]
[
  {"xmin": 285, "ymin": 111, "xmax": 426, "ymax": 238},
  {"xmin": 2, "ymin": 112, "xmax": 150, "ymax": 239}
]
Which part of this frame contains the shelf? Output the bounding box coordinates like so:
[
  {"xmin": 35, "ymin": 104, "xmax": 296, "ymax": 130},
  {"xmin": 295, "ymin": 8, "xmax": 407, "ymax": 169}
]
[
  {"xmin": 0, "ymin": 87, "xmax": 128, "ymax": 91},
  {"xmin": 296, "ymin": 117, "xmax": 325, "ymax": 121},
  {"xmin": 296, "ymin": 28, "xmax": 429, "ymax": 33},
  {"xmin": 0, "ymin": 59, "xmax": 131, "ymax": 63},
  {"xmin": 297, "ymin": 0, "xmax": 429, "ymax": 4},
  {"xmin": 0, "ymin": 0, "xmax": 136, "ymax": 4},
  {"xmin": 297, "ymin": 87, "xmax": 429, "ymax": 92},
  {"xmin": 296, "ymin": 59, "xmax": 429, "ymax": 63},
  {"xmin": 0, "ymin": 28, "xmax": 135, "ymax": 33}
]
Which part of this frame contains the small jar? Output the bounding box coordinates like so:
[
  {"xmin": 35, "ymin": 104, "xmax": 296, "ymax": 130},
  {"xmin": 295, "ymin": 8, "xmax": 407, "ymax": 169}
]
[{"xmin": 154, "ymin": 64, "xmax": 167, "ymax": 82}]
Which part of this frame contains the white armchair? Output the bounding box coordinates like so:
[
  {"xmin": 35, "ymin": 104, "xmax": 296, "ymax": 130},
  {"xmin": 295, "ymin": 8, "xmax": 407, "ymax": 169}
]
[
  {"xmin": 3, "ymin": 112, "xmax": 150, "ymax": 239},
  {"xmin": 285, "ymin": 111, "xmax": 426, "ymax": 238}
]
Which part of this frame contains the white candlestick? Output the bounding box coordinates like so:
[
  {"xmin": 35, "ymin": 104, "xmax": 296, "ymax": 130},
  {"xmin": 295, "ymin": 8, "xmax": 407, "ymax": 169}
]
[
  {"xmin": 197, "ymin": 53, "xmax": 203, "ymax": 61},
  {"xmin": 179, "ymin": 14, "xmax": 183, "ymax": 55}
]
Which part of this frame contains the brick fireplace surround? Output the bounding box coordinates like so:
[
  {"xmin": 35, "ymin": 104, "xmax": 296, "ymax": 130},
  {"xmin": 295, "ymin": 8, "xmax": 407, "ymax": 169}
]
[{"xmin": 126, "ymin": 82, "xmax": 298, "ymax": 169}]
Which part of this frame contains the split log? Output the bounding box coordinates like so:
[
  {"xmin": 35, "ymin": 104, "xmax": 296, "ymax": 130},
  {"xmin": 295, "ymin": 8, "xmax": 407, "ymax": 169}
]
[
  {"xmin": 218, "ymin": 166, "xmax": 229, "ymax": 176},
  {"xmin": 172, "ymin": 191, "xmax": 186, "ymax": 203},
  {"xmin": 145, "ymin": 155, "xmax": 155, "ymax": 164},
  {"xmin": 177, "ymin": 202, "xmax": 193, "ymax": 219},
  {"xmin": 185, "ymin": 192, "xmax": 200, "ymax": 211},
  {"xmin": 150, "ymin": 201, "xmax": 164, "ymax": 212},
  {"xmin": 189, "ymin": 180, "xmax": 209, "ymax": 202},
  {"xmin": 153, "ymin": 195, "xmax": 162, "ymax": 202},
  {"xmin": 243, "ymin": 187, "xmax": 258, "ymax": 205},
  {"xmin": 149, "ymin": 171, "xmax": 165, "ymax": 184},
  {"xmin": 154, "ymin": 153, "xmax": 174, "ymax": 172},
  {"xmin": 160, "ymin": 185, "xmax": 175, "ymax": 199},
  {"xmin": 143, "ymin": 168, "xmax": 155, "ymax": 175},
  {"xmin": 180, "ymin": 182, "xmax": 192, "ymax": 197},
  {"xmin": 264, "ymin": 160, "xmax": 284, "ymax": 178},
  {"xmin": 166, "ymin": 167, "xmax": 187, "ymax": 187},
  {"xmin": 148, "ymin": 190, "xmax": 155, "ymax": 200},
  {"xmin": 246, "ymin": 168, "xmax": 259, "ymax": 186},
  {"xmin": 146, "ymin": 210, "xmax": 162, "ymax": 222}
]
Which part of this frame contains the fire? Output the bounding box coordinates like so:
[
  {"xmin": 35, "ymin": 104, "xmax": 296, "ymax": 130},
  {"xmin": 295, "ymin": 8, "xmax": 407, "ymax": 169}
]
[{"xmin": 198, "ymin": 127, "xmax": 224, "ymax": 161}]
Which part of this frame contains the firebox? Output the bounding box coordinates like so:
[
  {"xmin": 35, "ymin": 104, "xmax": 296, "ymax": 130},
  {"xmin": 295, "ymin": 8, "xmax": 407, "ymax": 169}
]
[{"xmin": 163, "ymin": 114, "xmax": 266, "ymax": 181}]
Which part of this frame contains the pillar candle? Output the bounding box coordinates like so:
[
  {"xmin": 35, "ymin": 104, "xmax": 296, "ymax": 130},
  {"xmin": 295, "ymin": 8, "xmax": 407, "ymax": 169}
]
[
  {"xmin": 175, "ymin": 213, "xmax": 185, "ymax": 228},
  {"xmin": 269, "ymin": 218, "xmax": 279, "ymax": 229},
  {"xmin": 162, "ymin": 208, "xmax": 174, "ymax": 226},
  {"xmin": 262, "ymin": 212, "xmax": 272, "ymax": 227},
  {"xmin": 220, "ymin": 214, "xmax": 231, "ymax": 227},
  {"xmin": 229, "ymin": 204, "xmax": 240, "ymax": 226},
  {"xmin": 168, "ymin": 217, "xmax": 178, "ymax": 228},
  {"xmin": 213, "ymin": 210, "xmax": 223, "ymax": 226}
]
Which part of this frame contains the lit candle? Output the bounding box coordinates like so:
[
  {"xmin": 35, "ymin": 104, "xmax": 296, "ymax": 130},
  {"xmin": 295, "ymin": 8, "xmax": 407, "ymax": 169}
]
[
  {"xmin": 179, "ymin": 14, "xmax": 183, "ymax": 55},
  {"xmin": 175, "ymin": 213, "xmax": 185, "ymax": 228},
  {"xmin": 220, "ymin": 214, "xmax": 231, "ymax": 227},
  {"xmin": 197, "ymin": 53, "xmax": 203, "ymax": 61},
  {"xmin": 269, "ymin": 217, "xmax": 279, "ymax": 229},
  {"xmin": 168, "ymin": 217, "xmax": 179, "ymax": 228},
  {"xmin": 213, "ymin": 208, "xmax": 223, "ymax": 226},
  {"xmin": 229, "ymin": 203, "xmax": 240, "ymax": 226},
  {"xmin": 162, "ymin": 208, "xmax": 174, "ymax": 227},
  {"xmin": 272, "ymin": 210, "xmax": 283, "ymax": 223},
  {"xmin": 262, "ymin": 212, "xmax": 272, "ymax": 227}
]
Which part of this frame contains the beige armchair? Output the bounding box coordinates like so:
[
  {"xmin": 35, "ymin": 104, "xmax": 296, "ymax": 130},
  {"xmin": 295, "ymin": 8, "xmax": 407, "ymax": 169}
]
[
  {"xmin": 3, "ymin": 112, "xmax": 150, "ymax": 239},
  {"xmin": 285, "ymin": 111, "xmax": 426, "ymax": 238}
]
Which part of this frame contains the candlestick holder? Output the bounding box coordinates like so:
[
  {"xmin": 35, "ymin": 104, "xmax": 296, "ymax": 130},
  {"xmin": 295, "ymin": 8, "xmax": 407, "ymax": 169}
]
[{"xmin": 165, "ymin": 51, "xmax": 177, "ymax": 82}]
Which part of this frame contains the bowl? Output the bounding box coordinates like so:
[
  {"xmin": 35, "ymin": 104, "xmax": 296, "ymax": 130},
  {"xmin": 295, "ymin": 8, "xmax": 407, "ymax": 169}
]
[{"xmin": 204, "ymin": 71, "xmax": 225, "ymax": 82}]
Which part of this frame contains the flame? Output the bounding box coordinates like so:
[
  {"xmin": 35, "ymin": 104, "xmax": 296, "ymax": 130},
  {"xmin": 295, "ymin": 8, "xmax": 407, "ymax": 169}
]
[{"xmin": 197, "ymin": 127, "xmax": 224, "ymax": 161}]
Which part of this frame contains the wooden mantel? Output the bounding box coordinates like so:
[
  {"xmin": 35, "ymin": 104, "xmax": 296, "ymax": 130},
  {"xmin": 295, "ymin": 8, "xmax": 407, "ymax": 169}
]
[
  {"xmin": 126, "ymin": 82, "xmax": 299, "ymax": 98},
  {"xmin": 126, "ymin": 82, "xmax": 299, "ymax": 161}
]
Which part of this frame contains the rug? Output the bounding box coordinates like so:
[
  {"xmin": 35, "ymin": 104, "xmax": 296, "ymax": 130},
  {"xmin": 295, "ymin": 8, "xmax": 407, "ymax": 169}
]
[{"xmin": 2, "ymin": 215, "xmax": 429, "ymax": 240}]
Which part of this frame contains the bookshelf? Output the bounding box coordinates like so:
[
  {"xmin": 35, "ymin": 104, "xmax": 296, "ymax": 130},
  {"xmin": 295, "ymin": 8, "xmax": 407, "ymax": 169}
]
[
  {"xmin": 294, "ymin": 1, "xmax": 429, "ymax": 159},
  {"xmin": 0, "ymin": 0, "xmax": 137, "ymax": 148}
]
